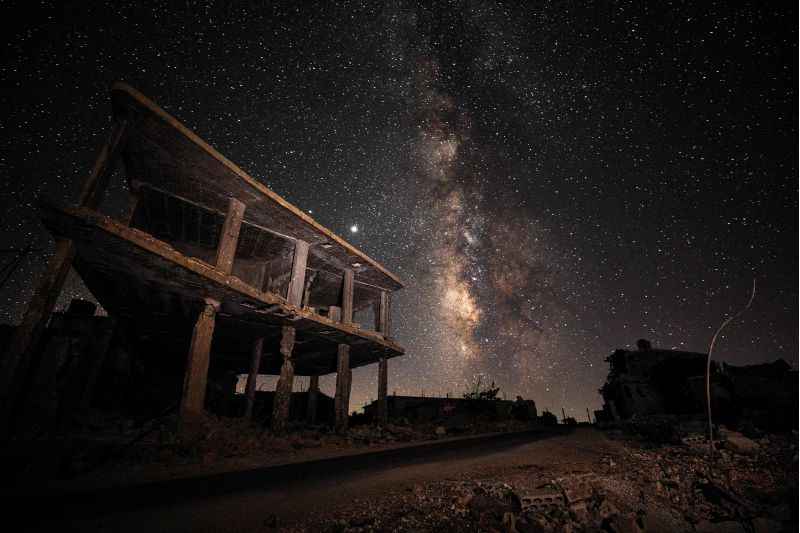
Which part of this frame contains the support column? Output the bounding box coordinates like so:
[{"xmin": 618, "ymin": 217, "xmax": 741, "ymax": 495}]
[
  {"xmin": 341, "ymin": 269, "xmax": 354, "ymax": 324},
  {"xmin": 374, "ymin": 290, "xmax": 390, "ymax": 425},
  {"xmin": 375, "ymin": 291, "xmax": 391, "ymax": 337},
  {"xmin": 286, "ymin": 240, "xmax": 309, "ymax": 307},
  {"xmin": 180, "ymin": 299, "xmax": 219, "ymax": 427},
  {"xmin": 334, "ymin": 344, "xmax": 351, "ymax": 433},
  {"xmin": 272, "ymin": 326, "xmax": 296, "ymax": 434},
  {"xmin": 306, "ymin": 375, "xmax": 319, "ymax": 425},
  {"xmin": 0, "ymin": 119, "xmax": 129, "ymax": 428},
  {"xmin": 244, "ymin": 337, "xmax": 263, "ymax": 419},
  {"xmin": 215, "ymin": 197, "xmax": 246, "ymax": 275},
  {"xmin": 377, "ymin": 357, "xmax": 388, "ymax": 424},
  {"xmin": 334, "ymin": 268, "xmax": 354, "ymax": 432}
]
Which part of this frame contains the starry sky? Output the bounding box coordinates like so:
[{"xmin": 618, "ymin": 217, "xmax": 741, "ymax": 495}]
[{"xmin": 1, "ymin": 1, "xmax": 796, "ymax": 418}]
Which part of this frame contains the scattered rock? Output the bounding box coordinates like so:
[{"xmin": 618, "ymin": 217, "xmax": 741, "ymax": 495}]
[
  {"xmin": 695, "ymin": 520, "xmax": 748, "ymax": 533},
  {"xmin": 722, "ymin": 430, "xmax": 760, "ymax": 455},
  {"xmin": 751, "ymin": 517, "xmax": 783, "ymax": 533}
]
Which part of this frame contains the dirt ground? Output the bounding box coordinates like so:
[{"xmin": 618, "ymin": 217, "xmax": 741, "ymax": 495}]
[
  {"xmin": 286, "ymin": 428, "xmax": 797, "ymax": 533},
  {"xmin": 32, "ymin": 426, "xmax": 798, "ymax": 533}
]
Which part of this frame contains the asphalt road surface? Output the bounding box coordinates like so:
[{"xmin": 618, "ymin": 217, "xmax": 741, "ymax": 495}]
[{"xmin": 25, "ymin": 427, "xmax": 618, "ymax": 532}]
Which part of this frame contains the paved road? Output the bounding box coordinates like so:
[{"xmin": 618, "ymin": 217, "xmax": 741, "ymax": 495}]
[{"xmin": 26, "ymin": 427, "xmax": 618, "ymax": 532}]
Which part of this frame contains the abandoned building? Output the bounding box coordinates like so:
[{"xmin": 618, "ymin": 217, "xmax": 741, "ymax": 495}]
[
  {"xmin": 598, "ymin": 339, "xmax": 798, "ymax": 432},
  {"xmin": 0, "ymin": 82, "xmax": 405, "ymax": 434},
  {"xmin": 362, "ymin": 395, "xmax": 537, "ymax": 426}
]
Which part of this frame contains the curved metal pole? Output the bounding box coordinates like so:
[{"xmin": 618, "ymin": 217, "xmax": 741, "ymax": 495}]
[{"xmin": 706, "ymin": 278, "xmax": 756, "ymax": 457}]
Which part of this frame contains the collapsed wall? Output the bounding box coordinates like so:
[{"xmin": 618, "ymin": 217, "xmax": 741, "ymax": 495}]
[{"xmin": 597, "ymin": 339, "xmax": 797, "ymax": 432}]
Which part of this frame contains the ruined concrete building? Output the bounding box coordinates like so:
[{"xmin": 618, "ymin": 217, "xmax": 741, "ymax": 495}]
[
  {"xmin": 0, "ymin": 83, "xmax": 404, "ymax": 433},
  {"xmin": 599, "ymin": 339, "xmax": 797, "ymax": 432}
]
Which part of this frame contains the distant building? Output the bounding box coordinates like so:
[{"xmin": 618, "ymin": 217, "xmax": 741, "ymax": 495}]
[
  {"xmin": 362, "ymin": 394, "xmax": 537, "ymax": 425},
  {"xmin": 598, "ymin": 339, "xmax": 797, "ymax": 431}
]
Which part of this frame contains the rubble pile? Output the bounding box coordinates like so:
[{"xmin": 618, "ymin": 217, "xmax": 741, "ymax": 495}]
[
  {"xmin": 597, "ymin": 340, "xmax": 797, "ymax": 435},
  {"xmin": 346, "ymin": 419, "xmax": 537, "ymax": 446},
  {"xmin": 292, "ymin": 429, "xmax": 797, "ymax": 533}
]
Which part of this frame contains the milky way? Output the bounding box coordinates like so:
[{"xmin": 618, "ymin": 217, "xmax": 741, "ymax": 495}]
[{"xmin": 0, "ymin": 2, "xmax": 796, "ymax": 418}]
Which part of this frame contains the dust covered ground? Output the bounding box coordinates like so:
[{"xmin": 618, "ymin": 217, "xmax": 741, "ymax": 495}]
[{"xmin": 285, "ymin": 427, "xmax": 797, "ymax": 533}]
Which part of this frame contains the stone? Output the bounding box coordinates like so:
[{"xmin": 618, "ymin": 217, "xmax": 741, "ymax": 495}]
[
  {"xmin": 503, "ymin": 511, "xmax": 520, "ymax": 533},
  {"xmin": 723, "ymin": 431, "xmax": 760, "ymax": 455},
  {"xmin": 752, "ymin": 517, "xmax": 782, "ymax": 533},
  {"xmin": 608, "ymin": 513, "xmax": 643, "ymax": 533},
  {"xmin": 695, "ymin": 520, "xmax": 748, "ymax": 533}
]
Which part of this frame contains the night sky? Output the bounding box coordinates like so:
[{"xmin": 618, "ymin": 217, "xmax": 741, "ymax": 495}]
[{"xmin": 1, "ymin": 2, "xmax": 796, "ymax": 418}]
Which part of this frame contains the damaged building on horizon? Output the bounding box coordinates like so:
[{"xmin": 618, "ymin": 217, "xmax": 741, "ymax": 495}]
[
  {"xmin": 0, "ymin": 83, "xmax": 404, "ymax": 435},
  {"xmin": 598, "ymin": 339, "xmax": 797, "ymax": 433}
]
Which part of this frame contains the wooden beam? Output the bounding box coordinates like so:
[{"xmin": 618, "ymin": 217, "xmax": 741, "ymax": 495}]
[
  {"xmin": 0, "ymin": 119, "xmax": 129, "ymax": 427},
  {"xmin": 272, "ymin": 326, "xmax": 296, "ymax": 434},
  {"xmin": 179, "ymin": 299, "xmax": 219, "ymax": 427},
  {"xmin": 132, "ymin": 181, "xmax": 299, "ymax": 244},
  {"xmin": 341, "ymin": 268, "xmax": 354, "ymax": 324},
  {"xmin": 244, "ymin": 337, "xmax": 263, "ymax": 419},
  {"xmin": 377, "ymin": 357, "xmax": 388, "ymax": 424},
  {"xmin": 214, "ymin": 197, "xmax": 245, "ymax": 275},
  {"xmin": 286, "ymin": 240, "xmax": 309, "ymax": 307},
  {"xmin": 78, "ymin": 119, "xmax": 130, "ymax": 209},
  {"xmin": 334, "ymin": 343, "xmax": 351, "ymax": 433}
]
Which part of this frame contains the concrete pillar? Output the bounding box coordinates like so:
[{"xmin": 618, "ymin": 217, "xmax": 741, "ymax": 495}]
[
  {"xmin": 334, "ymin": 344, "xmax": 351, "ymax": 433},
  {"xmin": 374, "ymin": 291, "xmax": 390, "ymax": 337},
  {"xmin": 334, "ymin": 268, "xmax": 354, "ymax": 433},
  {"xmin": 341, "ymin": 269, "xmax": 354, "ymax": 323},
  {"xmin": 180, "ymin": 299, "xmax": 219, "ymax": 427},
  {"xmin": 272, "ymin": 326, "xmax": 295, "ymax": 434},
  {"xmin": 377, "ymin": 357, "xmax": 388, "ymax": 424},
  {"xmin": 244, "ymin": 337, "xmax": 263, "ymax": 419},
  {"xmin": 307, "ymin": 375, "xmax": 319, "ymax": 425},
  {"xmin": 215, "ymin": 197, "xmax": 246, "ymax": 275},
  {"xmin": 286, "ymin": 240, "xmax": 309, "ymax": 307},
  {"xmin": 373, "ymin": 291, "xmax": 390, "ymax": 425}
]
